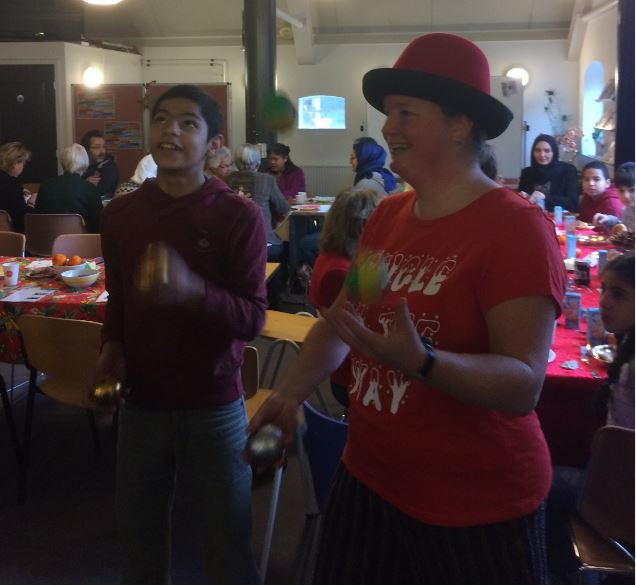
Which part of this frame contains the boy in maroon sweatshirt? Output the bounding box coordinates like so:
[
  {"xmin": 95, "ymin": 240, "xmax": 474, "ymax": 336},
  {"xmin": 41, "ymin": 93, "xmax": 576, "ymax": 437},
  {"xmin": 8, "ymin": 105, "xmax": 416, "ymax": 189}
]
[
  {"xmin": 97, "ymin": 85, "xmax": 266, "ymax": 585},
  {"xmin": 578, "ymin": 160, "xmax": 624, "ymax": 223}
]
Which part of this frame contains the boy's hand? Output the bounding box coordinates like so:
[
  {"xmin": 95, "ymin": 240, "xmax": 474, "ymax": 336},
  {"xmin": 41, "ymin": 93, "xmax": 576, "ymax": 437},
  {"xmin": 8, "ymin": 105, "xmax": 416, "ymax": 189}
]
[{"xmin": 593, "ymin": 213, "xmax": 609, "ymax": 226}]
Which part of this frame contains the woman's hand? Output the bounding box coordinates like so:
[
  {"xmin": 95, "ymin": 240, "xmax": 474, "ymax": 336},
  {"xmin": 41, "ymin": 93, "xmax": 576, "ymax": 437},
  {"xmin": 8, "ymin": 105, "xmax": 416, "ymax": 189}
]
[
  {"xmin": 322, "ymin": 297, "xmax": 426, "ymax": 379},
  {"xmin": 247, "ymin": 391, "xmax": 302, "ymax": 447},
  {"xmin": 528, "ymin": 190, "xmax": 546, "ymax": 205}
]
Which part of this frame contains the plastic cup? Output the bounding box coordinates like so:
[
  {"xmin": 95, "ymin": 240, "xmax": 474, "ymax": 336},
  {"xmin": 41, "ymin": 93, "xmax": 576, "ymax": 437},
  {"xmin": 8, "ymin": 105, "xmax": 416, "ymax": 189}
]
[
  {"xmin": 566, "ymin": 234, "xmax": 577, "ymax": 259},
  {"xmin": 2, "ymin": 261, "xmax": 20, "ymax": 286},
  {"xmin": 296, "ymin": 191, "xmax": 307, "ymax": 203},
  {"xmin": 553, "ymin": 206, "xmax": 563, "ymax": 226}
]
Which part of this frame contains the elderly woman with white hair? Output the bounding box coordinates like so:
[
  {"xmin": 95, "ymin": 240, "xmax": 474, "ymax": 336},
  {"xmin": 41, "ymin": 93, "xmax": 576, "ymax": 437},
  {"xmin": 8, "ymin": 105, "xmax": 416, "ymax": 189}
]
[
  {"xmin": 114, "ymin": 154, "xmax": 157, "ymax": 197},
  {"xmin": 204, "ymin": 145, "xmax": 234, "ymax": 181},
  {"xmin": 226, "ymin": 143, "xmax": 290, "ymax": 261},
  {"xmin": 35, "ymin": 143, "xmax": 103, "ymax": 233}
]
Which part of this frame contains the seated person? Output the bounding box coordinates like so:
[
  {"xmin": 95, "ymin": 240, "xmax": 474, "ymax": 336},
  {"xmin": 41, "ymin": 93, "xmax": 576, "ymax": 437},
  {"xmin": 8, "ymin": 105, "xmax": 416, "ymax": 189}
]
[
  {"xmin": 265, "ymin": 143, "xmax": 305, "ymax": 201},
  {"xmin": 81, "ymin": 130, "xmax": 119, "ymax": 201},
  {"xmin": 518, "ymin": 134, "xmax": 578, "ymax": 211},
  {"xmin": 35, "ymin": 143, "xmax": 103, "ymax": 233},
  {"xmin": 115, "ymin": 154, "xmax": 157, "ymax": 198},
  {"xmin": 204, "ymin": 146, "xmax": 234, "ymax": 181},
  {"xmin": 226, "ymin": 143, "xmax": 290, "ymax": 262},
  {"xmin": 350, "ymin": 139, "xmax": 396, "ymax": 196},
  {"xmin": 0, "ymin": 141, "xmax": 35, "ymax": 233},
  {"xmin": 308, "ymin": 187, "xmax": 381, "ymax": 409},
  {"xmin": 578, "ymin": 161, "xmax": 623, "ymax": 223},
  {"xmin": 593, "ymin": 162, "xmax": 634, "ymax": 232}
]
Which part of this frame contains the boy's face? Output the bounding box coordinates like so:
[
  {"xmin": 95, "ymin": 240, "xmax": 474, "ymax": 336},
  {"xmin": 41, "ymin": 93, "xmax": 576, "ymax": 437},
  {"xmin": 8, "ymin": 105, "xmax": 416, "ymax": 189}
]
[
  {"xmin": 150, "ymin": 97, "xmax": 219, "ymax": 174},
  {"xmin": 618, "ymin": 186, "xmax": 635, "ymax": 207},
  {"xmin": 582, "ymin": 168, "xmax": 610, "ymax": 199}
]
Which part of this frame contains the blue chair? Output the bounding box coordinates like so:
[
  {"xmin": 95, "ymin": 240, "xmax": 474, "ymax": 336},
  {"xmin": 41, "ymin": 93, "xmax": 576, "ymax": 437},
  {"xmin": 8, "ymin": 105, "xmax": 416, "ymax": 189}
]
[{"xmin": 302, "ymin": 400, "xmax": 348, "ymax": 513}]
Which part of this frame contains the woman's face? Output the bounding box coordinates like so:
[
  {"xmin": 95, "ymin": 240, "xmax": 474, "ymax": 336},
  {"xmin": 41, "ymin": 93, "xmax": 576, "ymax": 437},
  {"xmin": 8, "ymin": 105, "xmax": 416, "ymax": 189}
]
[
  {"xmin": 349, "ymin": 150, "xmax": 358, "ymax": 172},
  {"xmin": 600, "ymin": 269, "xmax": 635, "ymax": 335},
  {"xmin": 533, "ymin": 141, "xmax": 554, "ymax": 166},
  {"xmin": 269, "ymin": 153, "xmax": 287, "ymax": 174},
  {"xmin": 381, "ymin": 95, "xmax": 457, "ymax": 180},
  {"xmin": 9, "ymin": 158, "xmax": 26, "ymax": 178},
  {"xmin": 212, "ymin": 155, "xmax": 232, "ymax": 178}
]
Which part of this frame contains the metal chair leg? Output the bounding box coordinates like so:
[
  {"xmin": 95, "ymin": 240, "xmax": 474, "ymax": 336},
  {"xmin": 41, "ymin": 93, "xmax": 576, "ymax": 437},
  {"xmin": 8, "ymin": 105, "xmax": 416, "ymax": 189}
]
[
  {"xmin": 18, "ymin": 368, "xmax": 38, "ymax": 504},
  {"xmin": 259, "ymin": 465, "xmax": 284, "ymax": 581},
  {"xmin": 0, "ymin": 374, "xmax": 22, "ymax": 474}
]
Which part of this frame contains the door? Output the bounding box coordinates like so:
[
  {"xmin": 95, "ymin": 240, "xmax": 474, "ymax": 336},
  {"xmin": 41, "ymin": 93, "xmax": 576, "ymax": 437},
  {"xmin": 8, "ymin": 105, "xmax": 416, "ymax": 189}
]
[{"xmin": 0, "ymin": 65, "xmax": 58, "ymax": 183}]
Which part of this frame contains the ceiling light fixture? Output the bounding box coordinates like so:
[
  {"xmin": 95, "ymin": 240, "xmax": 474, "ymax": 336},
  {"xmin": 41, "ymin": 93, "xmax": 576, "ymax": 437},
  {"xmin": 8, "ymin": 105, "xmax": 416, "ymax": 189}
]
[
  {"xmin": 83, "ymin": 0, "xmax": 124, "ymax": 5},
  {"xmin": 505, "ymin": 66, "xmax": 530, "ymax": 87},
  {"xmin": 83, "ymin": 67, "xmax": 104, "ymax": 88}
]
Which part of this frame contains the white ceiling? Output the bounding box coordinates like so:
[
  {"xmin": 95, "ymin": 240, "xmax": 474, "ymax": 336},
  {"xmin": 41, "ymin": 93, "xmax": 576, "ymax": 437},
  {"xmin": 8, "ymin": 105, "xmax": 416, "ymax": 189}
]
[{"xmin": 82, "ymin": 0, "xmax": 589, "ymax": 49}]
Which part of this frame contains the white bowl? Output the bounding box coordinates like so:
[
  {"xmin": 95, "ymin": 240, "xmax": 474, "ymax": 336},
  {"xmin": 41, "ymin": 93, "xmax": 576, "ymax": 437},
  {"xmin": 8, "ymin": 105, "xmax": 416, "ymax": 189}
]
[
  {"xmin": 60, "ymin": 268, "xmax": 99, "ymax": 288},
  {"xmin": 53, "ymin": 260, "xmax": 95, "ymax": 275}
]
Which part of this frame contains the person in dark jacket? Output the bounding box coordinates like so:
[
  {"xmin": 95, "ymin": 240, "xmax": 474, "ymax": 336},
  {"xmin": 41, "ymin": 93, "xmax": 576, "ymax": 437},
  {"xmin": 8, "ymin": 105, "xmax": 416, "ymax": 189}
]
[
  {"xmin": 80, "ymin": 129, "xmax": 119, "ymax": 201},
  {"xmin": 0, "ymin": 141, "xmax": 36, "ymax": 233},
  {"xmin": 518, "ymin": 134, "xmax": 579, "ymax": 212},
  {"xmin": 35, "ymin": 143, "xmax": 103, "ymax": 233}
]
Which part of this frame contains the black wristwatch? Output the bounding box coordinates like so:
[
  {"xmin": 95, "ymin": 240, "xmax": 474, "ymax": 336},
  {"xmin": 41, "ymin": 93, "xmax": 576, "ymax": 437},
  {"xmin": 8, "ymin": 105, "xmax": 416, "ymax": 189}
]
[{"xmin": 418, "ymin": 337, "xmax": 437, "ymax": 379}]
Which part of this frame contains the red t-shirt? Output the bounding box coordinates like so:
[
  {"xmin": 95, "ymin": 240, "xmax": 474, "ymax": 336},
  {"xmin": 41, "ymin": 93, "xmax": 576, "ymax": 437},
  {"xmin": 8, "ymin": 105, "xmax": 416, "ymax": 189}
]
[
  {"xmin": 309, "ymin": 251, "xmax": 351, "ymax": 387},
  {"xmin": 342, "ymin": 188, "xmax": 567, "ymax": 526}
]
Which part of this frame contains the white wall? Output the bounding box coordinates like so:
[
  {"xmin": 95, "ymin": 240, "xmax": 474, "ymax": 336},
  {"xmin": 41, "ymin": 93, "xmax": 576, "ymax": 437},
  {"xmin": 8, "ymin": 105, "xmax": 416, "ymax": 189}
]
[{"xmin": 0, "ymin": 42, "xmax": 142, "ymax": 159}]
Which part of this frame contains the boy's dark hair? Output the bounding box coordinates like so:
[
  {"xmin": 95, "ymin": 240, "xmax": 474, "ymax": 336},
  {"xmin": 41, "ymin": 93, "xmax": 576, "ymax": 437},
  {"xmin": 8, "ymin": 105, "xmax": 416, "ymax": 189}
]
[
  {"xmin": 80, "ymin": 129, "xmax": 104, "ymax": 153},
  {"xmin": 614, "ymin": 162, "xmax": 635, "ymax": 189},
  {"xmin": 582, "ymin": 160, "xmax": 610, "ymax": 180},
  {"xmin": 151, "ymin": 84, "xmax": 223, "ymax": 140}
]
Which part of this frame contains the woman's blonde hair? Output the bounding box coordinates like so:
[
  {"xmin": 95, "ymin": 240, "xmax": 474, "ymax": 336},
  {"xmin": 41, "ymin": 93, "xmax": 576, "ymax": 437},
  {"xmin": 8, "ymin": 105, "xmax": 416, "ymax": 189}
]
[
  {"xmin": 319, "ymin": 187, "xmax": 381, "ymax": 258},
  {"xmin": 60, "ymin": 143, "xmax": 89, "ymax": 175},
  {"xmin": 0, "ymin": 142, "xmax": 32, "ymax": 173}
]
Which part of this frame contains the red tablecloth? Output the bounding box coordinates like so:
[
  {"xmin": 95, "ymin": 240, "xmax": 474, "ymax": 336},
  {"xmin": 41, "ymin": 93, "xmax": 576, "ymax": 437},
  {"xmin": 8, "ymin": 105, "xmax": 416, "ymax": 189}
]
[
  {"xmin": 0, "ymin": 257, "xmax": 106, "ymax": 363},
  {"xmin": 536, "ymin": 227, "xmax": 611, "ymax": 467}
]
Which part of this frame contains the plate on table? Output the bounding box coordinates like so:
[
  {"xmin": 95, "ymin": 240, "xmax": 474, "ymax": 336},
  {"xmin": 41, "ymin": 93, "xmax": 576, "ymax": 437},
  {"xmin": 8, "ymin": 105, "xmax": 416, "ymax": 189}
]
[
  {"xmin": 313, "ymin": 196, "xmax": 336, "ymax": 203},
  {"xmin": 25, "ymin": 266, "xmax": 57, "ymax": 279},
  {"xmin": 591, "ymin": 344, "xmax": 615, "ymax": 366},
  {"xmin": 548, "ymin": 349, "xmax": 556, "ymax": 363}
]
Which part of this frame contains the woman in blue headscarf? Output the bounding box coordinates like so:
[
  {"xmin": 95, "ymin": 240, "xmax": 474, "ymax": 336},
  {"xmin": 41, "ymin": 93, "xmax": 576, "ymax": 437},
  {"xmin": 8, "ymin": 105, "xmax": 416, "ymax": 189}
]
[{"xmin": 350, "ymin": 139, "xmax": 396, "ymax": 195}]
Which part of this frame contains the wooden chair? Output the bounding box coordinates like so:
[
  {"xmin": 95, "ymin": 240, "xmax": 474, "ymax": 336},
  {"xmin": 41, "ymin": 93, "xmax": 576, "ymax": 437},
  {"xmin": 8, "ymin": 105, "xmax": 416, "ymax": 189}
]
[
  {"xmin": 16, "ymin": 315, "xmax": 103, "ymax": 503},
  {"xmin": 52, "ymin": 233, "xmax": 102, "ymax": 258},
  {"xmin": 568, "ymin": 425, "xmax": 635, "ymax": 581},
  {"xmin": 0, "ymin": 231, "xmax": 26, "ymax": 256},
  {"xmin": 241, "ymin": 345, "xmax": 283, "ymax": 582},
  {"xmin": 24, "ymin": 213, "xmax": 86, "ymax": 257},
  {"xmin": 0, "ymin": 209, "xmax": 13, "ymax": 231}
]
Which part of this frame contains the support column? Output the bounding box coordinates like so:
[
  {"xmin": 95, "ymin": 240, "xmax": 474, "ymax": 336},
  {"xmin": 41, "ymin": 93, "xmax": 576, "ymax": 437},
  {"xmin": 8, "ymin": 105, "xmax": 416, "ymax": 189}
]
[
  {"xmin": 243, "ymin": 0, "xmax": 277, "ymax": 147},
  {"xmin": 615, "ymin": 0, "xmax": 634, "ymax": 165}
]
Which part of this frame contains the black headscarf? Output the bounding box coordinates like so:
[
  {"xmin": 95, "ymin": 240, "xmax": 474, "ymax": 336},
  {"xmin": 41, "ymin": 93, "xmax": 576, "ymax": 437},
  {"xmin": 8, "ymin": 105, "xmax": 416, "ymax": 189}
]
[{"xmin": 528, "ymin": 134, "xmax": 561, "ymax": 184}]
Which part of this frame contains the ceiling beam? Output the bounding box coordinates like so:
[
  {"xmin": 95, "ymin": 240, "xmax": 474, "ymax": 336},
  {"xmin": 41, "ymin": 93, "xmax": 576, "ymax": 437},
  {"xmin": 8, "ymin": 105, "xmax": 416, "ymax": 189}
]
[
  {"xmin": 285, "ymin": 0, "xmax": 315, "ymax": 64},
  {"xmin": 567, "ymin": 0, "xmax": 588, "ymax": 61}
]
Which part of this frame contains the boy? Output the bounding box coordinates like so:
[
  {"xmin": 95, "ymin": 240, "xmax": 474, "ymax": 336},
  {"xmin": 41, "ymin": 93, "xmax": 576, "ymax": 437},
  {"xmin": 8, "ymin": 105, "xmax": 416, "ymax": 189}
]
[
  {"xmin": 578, "ymin": 160, "xmax": 623, "ymax": 223},
  {"xmin": 593, "ymin": 161, "xmax": 635, "ymax": 232},
  {"xmin": 97, "ymin": 85, "xmax": 266, "ymax": 585}
]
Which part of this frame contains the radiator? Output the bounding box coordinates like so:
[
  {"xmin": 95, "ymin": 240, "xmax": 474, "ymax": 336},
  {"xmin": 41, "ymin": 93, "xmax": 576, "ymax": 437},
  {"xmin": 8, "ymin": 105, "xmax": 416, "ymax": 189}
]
[{"xmin": 303, "ymin": 166, "xmax": 353, "ymax": 197}]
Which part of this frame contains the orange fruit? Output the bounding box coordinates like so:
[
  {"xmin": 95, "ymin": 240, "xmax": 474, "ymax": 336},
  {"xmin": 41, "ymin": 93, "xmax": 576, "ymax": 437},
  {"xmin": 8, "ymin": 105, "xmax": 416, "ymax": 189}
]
[
  {"xmin": 557, "ymin": 234, "xmax": 566, "ymax": 245},
  {"xmin": 52, "ymin": 253, "xmax": 67, "ymax": 266},
  {"xmin": 67, "ymin": 255, "xmax": 83, "ymax": 266}
]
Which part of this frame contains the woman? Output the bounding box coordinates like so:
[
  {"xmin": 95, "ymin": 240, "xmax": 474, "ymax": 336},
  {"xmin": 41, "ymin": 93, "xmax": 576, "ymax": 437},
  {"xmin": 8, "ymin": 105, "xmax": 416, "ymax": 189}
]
[
  {"xmin": 35, "ymin": 144, "xmax": 103, "ymax": 233},
  {"xmin": 250, "ymin": 33, "xmax": 566, "ymax": 585},
  {"xmin": 309, "ymin": 187, "xmax": 381, "ymax": 409},
  {"xmin": 518, "ymin": 134, "xmax": 579, "ymax": 212},
  {"xmin": 266, "ymin": 142, "xmax": 305, "ymax": 201},
  {"xmin": 204, "ymin": 145, "xmax": 233, "ymax": 181},
  {"xmin": 0, "ymin": 142, "xmax": 35, "ymax": 233},
  {"xmin": 350, "ymin": 140, "xmax": 396, "ymax": 195},
  {"xmin": 226, "ymin": 143, "xmax": 290, "ymax": 261},
  {"xmin": 114, "ymin": 154, "xmax": 157, "ymax": 197}
]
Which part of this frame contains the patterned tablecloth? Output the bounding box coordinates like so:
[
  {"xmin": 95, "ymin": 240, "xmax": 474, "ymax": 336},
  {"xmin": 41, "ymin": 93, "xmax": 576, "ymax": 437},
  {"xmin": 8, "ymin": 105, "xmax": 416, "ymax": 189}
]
[{"xmin": 0, "ymin": 257, "xmax": 107, "ymax": 363}]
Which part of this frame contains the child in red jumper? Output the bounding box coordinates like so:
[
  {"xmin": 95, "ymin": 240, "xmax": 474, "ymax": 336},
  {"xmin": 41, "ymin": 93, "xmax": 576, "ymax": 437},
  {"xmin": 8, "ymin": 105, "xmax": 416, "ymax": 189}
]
[{"xmin": 578, "ymin": 160, "xmax": 623, "ymax": 223}]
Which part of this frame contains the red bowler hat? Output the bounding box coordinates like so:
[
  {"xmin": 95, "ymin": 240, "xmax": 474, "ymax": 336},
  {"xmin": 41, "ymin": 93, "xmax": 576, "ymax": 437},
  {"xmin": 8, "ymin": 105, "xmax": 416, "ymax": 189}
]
[{"xmin": 362, "ymin": 33, "xmax": 513, "ymax": 139}]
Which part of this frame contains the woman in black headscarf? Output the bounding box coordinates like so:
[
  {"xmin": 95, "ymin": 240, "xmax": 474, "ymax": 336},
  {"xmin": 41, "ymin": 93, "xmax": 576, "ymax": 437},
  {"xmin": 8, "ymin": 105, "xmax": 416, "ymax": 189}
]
[{"xmin": 518, "ymin": 133, "xmax": 579, "ymax": 212}]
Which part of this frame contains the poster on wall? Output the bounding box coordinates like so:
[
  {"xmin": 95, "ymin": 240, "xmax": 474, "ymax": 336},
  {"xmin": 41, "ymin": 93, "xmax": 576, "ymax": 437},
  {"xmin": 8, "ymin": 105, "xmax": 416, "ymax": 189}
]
[
  {"xmin": 104, "ymin": 121, "xmax": 143, "ymax": 149},
  {"xmin": 77, "ymin": 92, "xmax": 115, "ymax": 119}
]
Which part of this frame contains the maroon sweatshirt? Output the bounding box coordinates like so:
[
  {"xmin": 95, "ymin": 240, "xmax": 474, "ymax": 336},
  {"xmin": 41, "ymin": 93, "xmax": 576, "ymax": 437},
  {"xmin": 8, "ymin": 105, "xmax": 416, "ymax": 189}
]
[
  {"xmin": 578, "ymin": 186, "xmax": 624, "ymax": 223},
  {"xmin": 100, "ymin": 177, "xmax": 267, "ymax": 410}
]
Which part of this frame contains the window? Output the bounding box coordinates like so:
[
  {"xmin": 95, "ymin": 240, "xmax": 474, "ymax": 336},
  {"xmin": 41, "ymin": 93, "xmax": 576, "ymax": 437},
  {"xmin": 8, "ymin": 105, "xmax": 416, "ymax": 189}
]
[{"xmin": 298, "ymin": 95, "xmax": 345, "ymax": 130}]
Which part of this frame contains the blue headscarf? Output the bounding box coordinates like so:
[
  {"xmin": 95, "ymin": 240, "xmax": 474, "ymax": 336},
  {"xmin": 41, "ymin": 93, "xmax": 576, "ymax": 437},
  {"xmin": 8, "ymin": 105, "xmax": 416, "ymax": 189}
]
[{"xmin": 353, "ymin": 142, "xmax": 396, "ymax": 193}]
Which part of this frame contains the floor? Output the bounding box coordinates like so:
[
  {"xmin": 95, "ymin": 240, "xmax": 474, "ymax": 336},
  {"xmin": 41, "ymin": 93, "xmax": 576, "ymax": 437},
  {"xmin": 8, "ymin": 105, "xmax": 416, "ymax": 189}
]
[{"xmin": 0, "ymin": 319, "xmax": 341, "ymax": 585}]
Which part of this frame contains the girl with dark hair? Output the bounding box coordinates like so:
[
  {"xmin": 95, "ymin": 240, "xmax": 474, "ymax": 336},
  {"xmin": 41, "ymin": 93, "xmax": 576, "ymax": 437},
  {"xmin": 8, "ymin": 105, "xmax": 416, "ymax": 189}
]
[
  {"xmin": 599, "ymin": 251, "xmax": 634, "ymax": 428},
  {"xmin": 350, "ymin": 141, "xmax": 396, "ymax": 195},
  {"xmin": 266, "ymin": 142, "xmax": 306, "ymax": 200},
  {"xmin": 518, "ymin": 133, "xmax": 579, "ymax": 212}
]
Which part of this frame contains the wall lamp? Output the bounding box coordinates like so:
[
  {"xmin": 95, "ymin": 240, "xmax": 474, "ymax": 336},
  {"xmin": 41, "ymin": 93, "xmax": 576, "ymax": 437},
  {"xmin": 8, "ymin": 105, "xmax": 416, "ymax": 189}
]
[{"xmin": 505, "ymin": 66, "xmax": 530, "ymax": 87}]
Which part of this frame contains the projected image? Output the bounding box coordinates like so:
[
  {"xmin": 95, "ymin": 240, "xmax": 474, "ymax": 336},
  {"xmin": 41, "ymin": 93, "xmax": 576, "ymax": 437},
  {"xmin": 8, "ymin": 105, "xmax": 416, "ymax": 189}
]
[{"xmin": 298, "ymin": 95, "xmax": 346, "ymax": 130}]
